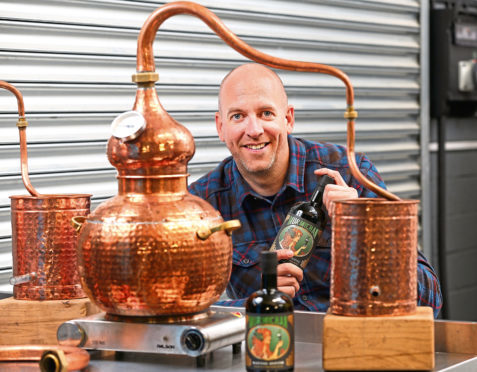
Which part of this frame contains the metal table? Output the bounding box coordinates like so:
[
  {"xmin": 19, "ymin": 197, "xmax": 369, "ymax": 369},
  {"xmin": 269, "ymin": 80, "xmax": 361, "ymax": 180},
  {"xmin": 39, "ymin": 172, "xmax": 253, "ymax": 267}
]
[
  {"xmin": 83, "ymin": 344, "xmax": 477, "ymax": 372},
  {"xmin": 0, "ymin": 305, "xmax": 475, "ymax": 371},
  {"xmin": 84, "ymin": 307, "xmax": 477, "ymax": 371}
]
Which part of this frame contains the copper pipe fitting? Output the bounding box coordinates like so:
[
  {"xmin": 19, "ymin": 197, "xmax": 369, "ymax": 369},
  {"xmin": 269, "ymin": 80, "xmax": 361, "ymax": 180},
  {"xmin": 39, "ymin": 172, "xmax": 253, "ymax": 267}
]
[
  {"xmin": 0, "ymin": 345, "xmax": 89, "ymax": 372},
  {"xmin": 134, "ymin": 1, "xmax": 399, "ymax": 201},
  {"xmin": 0, "ymin": 81, "xmax": 39, "ymax": 197}
]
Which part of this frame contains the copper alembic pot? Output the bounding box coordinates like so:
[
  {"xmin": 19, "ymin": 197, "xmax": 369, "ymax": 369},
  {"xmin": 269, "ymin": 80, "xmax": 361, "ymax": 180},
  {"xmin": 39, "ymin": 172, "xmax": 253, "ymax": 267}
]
[
  {"xmin": 72, "ymin": 0, "xmax": 417, "ymax": 318},
  {"xmin": 1, "ymin": 81, "xmax": 91, "ymax": 300},
  {"xmin": 70, "ymin": 3, "xmax": 247, "ymax": 318}
]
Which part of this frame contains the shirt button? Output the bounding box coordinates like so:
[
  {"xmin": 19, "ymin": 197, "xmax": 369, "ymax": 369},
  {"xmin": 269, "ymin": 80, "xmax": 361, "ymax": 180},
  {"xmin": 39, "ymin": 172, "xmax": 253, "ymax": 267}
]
[
  {"xmin": 301, "ymin": 295, "xmax": 308, "ymax": 301},
  {"xmin": 242, "ymin": 258, "xmax": 250, "ymax": 264}
]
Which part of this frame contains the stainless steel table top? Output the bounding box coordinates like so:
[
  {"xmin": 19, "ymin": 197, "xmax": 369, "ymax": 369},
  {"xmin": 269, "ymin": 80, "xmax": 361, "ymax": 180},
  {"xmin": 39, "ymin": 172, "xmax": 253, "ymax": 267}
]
[
  {"xmin": 1, "ymin": 306, "xmax": 476, "ymax": 371},
  {"xmin": 81, "ymin": 342, "xmax": 477, "ymax": 372},
  {"xmin": 72, "ymin": 306, "xmax": 477, "ymax": 371}
]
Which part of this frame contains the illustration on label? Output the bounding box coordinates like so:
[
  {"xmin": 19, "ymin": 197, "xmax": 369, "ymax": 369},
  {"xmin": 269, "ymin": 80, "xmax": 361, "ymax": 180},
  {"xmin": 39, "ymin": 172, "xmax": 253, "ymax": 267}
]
[
  {"xmin": 278, "ymin": 224, "xmax": 313, "ymax": 258},
  {"xmin": 247, "ymin": 324, "xmax": 290, "ymax": 361},
  {"xmin": 270, "ymin": 214, "xmax": 322, "ymax": 269}
]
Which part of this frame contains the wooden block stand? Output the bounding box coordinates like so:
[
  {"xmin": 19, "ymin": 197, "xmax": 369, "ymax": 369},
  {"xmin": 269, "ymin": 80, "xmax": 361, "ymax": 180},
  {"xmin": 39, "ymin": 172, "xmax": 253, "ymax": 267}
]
[
  {"xmin": 0, "ymin": 297, "xmax": 100, "ymax": 345},
  {"xmin": 323, "ymin": 306, "xmax": 435, "ymax": 371}
]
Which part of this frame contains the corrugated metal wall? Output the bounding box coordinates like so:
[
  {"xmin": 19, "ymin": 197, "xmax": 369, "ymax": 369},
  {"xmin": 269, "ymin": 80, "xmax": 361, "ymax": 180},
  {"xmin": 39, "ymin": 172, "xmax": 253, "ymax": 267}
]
[{"xmin": 0, "ymin": 0, "xmax": 422, "ymax": 291}]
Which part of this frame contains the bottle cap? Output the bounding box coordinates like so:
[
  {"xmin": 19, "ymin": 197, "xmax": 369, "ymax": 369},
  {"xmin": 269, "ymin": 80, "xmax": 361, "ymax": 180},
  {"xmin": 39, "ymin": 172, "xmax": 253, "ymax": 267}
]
[{"xmin": 261, "ymin": 251, "xmax": 277, "ymax": 275}]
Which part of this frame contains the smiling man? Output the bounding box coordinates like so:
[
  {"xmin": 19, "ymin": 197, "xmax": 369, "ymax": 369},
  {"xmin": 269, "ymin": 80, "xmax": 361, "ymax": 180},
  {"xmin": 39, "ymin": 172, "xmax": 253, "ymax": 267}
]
[{"xmin": 189, "ymin": 63, "xmax": 442, "ymax": 317}]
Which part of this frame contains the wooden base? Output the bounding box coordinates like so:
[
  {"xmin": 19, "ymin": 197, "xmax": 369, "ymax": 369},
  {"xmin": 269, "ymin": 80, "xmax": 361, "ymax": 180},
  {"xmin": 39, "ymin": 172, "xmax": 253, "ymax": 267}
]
[
  {"xmin": 0, "ymin": 297, "xmax": 100, "ymax": 345},
  {"xmin": 323, "ymin": 306, "xmax": 435, "ymax": 371}
]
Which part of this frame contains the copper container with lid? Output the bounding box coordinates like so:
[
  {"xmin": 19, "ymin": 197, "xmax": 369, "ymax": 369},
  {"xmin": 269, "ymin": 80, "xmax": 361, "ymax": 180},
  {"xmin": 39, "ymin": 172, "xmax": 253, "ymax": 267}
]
[
  {"xmin": 74, "ymin": 1, "xmax": 417, "ymax": 318},
  {"xmin": 1, "ymin": 81, "xmax": 91, "ymax": 300}
]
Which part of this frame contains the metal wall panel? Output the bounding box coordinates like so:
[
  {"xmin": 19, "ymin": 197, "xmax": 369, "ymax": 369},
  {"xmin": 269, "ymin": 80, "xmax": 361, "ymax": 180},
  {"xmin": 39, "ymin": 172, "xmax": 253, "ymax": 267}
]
[{"xmin": 0, "ymin": 0, "xmax": 423, "ymax": 291}]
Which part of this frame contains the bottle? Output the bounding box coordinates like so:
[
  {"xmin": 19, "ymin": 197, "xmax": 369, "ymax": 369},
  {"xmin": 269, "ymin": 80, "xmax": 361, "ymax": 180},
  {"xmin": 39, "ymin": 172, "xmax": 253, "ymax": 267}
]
[
  {"xmin": 245, "ymin": 251, "xmax": 294, "ymax": 372},
  {"xmin": 270, "ymin": 175, "xmax": 334, "ymax": 270}
]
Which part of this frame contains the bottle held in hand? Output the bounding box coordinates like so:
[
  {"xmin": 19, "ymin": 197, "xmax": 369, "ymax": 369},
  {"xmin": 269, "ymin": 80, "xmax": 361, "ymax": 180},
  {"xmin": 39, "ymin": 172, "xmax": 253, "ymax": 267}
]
[
  {"xmin": 270, "ymin": 175, "xmax": 334, "ymax": 270},
  {"xmin": 245, "ymin": 251, "xmax": 294, "ymax": 372}
]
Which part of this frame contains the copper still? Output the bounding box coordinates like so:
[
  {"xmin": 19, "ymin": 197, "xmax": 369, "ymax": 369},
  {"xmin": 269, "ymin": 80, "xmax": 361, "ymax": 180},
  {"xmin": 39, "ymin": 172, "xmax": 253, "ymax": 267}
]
[
  {"xmin": 73, "ymin": 1, "xmax": 417, "ymax": 318},
  {"xmin": 1, "ymin": 81, "xmax": 91, "ymax": 300}
]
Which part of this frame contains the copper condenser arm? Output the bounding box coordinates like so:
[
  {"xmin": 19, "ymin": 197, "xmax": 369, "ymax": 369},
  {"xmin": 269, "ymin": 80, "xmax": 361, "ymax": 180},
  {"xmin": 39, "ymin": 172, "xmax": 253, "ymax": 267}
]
[{"xmin": 134, "ymin": 1, "xmax": 399, "ymax": 201}]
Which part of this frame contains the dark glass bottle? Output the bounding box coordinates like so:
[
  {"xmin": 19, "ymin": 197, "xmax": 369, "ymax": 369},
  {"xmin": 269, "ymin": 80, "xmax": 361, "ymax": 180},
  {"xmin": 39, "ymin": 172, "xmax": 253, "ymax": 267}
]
[
  {"xmin": 245, "ymin": 251, "xmax": 294, "ymax": 372},
  {"xmin": 270, "ymin": 175, "xmax": 334, "ymax": 270}
]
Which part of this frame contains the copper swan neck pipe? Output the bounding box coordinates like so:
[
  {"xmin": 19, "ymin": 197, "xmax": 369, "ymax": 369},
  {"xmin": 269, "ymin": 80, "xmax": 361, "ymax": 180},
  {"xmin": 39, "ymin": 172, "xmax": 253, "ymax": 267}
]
[
  {"xmin": 0, "ymin": 81, "xmax": 40, "ymax": 197},
  {"xmin": 136, "ymin": 1, "xmax": 400, "ymax": 201}
]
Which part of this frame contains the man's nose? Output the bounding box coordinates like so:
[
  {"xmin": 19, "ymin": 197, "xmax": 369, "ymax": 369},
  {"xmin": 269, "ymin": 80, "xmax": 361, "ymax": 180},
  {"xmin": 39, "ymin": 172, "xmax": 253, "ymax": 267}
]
[{"xmin": 245, "ymin": 115, "xmax": 264, "ymax": 138}]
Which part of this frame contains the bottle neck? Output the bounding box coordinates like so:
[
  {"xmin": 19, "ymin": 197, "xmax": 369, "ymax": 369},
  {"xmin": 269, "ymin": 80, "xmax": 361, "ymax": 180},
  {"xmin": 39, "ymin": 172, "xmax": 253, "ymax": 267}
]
[
  {"xmin": 262, "ymin": 272, "xmax": 277, "ymax": 291},
  {"xmin": 310, "ymin": 188, "xmax": 324, "ymax": 207}
]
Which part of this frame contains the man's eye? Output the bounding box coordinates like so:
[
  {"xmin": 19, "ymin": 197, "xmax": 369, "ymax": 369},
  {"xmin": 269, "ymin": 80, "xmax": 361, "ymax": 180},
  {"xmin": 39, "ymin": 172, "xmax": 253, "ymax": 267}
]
[
  {"xmin": 262, "ymin": 111, "xmax": 273, "ymax": 117},
  {"xmin": 231, "ymin": 113, "xmax": 242, "ymax": 120}
]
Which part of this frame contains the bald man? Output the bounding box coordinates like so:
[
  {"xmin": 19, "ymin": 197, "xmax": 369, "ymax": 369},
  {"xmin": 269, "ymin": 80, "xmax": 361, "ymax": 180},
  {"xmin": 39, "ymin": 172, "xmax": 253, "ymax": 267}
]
[{"xmin": 189, "ymin": 63, "xmax": 442, "ymax": 317}]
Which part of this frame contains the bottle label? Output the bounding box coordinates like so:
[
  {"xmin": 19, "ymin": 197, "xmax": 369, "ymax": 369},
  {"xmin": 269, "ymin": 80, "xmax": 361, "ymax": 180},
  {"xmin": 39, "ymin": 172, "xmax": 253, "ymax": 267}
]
[
  {"xmin": 246, "ymin": 312, "xmax": 294, "ymax": 370},
  {"xmin": 270, "ymin": 213, "xmax": 322, "ymax": 269}
]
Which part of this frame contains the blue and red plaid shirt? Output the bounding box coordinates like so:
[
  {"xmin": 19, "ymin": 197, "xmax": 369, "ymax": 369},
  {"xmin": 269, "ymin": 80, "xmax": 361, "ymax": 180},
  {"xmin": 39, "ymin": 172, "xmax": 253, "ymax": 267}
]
[{"xmin": 189, "ymin": 136, "xmax": 442, "ymax": 317}]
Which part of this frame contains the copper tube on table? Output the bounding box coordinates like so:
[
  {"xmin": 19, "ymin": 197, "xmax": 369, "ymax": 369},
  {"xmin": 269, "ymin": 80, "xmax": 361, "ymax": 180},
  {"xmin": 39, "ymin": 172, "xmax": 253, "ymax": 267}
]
[
  {"xmin": 0, "ymin": 345, "xmax": 90, "ymax": 371},
  {"xmin": 1, "ymin": 81, "xmax": 91, "ymax": 300}
]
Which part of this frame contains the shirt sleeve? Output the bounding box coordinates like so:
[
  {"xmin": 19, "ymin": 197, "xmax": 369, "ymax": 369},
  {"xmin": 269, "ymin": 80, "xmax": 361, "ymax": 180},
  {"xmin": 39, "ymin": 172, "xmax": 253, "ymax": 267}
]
[
  {"xmin": 417, "ymin": 251, "xmax": 443, "ymax": 318},
  {"xmin": 214, "ymin": 298, "xmax": 247, "ymax": 307},
  {"xmin": 188, "ymin": 181, "xmax": 200, "ymax": 197}
]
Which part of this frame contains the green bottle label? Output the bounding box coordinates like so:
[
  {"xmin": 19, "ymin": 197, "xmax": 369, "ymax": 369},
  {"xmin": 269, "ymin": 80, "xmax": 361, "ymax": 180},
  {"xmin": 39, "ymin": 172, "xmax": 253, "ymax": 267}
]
[
  {"xmin": 270, "ymin": 213, "xmax": 322, "ymax": 269},
  {"xmin": 246, "ymin": 313, "xmax": 294, "ymax": 370}
]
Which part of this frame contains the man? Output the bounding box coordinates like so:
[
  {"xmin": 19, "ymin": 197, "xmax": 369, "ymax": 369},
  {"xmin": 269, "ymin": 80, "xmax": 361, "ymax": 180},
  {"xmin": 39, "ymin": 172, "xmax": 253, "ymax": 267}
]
[{"xmin": 189, "ymin": 63, "xmax": 442, "ymax": 317}]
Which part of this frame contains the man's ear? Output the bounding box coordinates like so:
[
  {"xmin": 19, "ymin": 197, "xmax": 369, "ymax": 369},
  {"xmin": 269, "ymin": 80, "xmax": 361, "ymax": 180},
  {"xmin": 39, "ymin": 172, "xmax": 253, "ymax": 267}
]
[
  {"xmin": 215, "ymin": 111, "xmax": 225, "ymax": 142},
  {"xmin": 285, "ymin": 105, "xmax": 295, "ymax": 134}
]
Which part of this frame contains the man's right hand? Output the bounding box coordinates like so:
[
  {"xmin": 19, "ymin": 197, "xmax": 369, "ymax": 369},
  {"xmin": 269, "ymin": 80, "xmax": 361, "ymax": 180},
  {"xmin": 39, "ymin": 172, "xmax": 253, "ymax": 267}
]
[{"xmin": 276, "ymin": 249, "xmax": 303, "ymax": 298}]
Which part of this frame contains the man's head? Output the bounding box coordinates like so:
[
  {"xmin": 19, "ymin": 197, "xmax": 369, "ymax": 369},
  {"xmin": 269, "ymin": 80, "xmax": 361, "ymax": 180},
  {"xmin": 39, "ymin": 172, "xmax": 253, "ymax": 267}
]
[{"xmin": 215, "ymin": 64, "xmax": 295, "ymax": 194}]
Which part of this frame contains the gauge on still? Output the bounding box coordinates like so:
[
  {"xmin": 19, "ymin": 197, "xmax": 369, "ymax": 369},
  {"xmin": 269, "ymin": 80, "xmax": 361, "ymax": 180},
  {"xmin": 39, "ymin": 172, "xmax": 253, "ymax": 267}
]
[{"xmin": 111, "ymin": 110, "xmax": 146, "ymax": 141}]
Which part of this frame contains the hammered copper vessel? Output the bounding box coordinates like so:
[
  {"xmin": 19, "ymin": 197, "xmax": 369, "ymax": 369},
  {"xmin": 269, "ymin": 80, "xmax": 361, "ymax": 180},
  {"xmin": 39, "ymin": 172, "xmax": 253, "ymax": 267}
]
[
  {"xmin": 1, "ymin": 81, "xmax": 91, "ymax": 300},
  {"xmin": 331, "ymin": 199, "xmax": 418, "ymax": 316},
  {"xmin": 10, "ymin": 195, "xmax": 90, "ymax": 300},
  {"xmin": 74, "ymin": 1, "xmax": 416, "ymax": 318}
]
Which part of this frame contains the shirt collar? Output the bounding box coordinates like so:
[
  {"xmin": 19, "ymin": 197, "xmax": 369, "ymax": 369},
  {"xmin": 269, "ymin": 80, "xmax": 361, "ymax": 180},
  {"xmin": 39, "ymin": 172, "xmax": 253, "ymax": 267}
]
[
  {"xmin": 231, "ymin": 135, "xmax": 306, "ymax": 206},
  {"xmin": 231, "ymin": 160, "xmax": 257, "ymax": 206}
]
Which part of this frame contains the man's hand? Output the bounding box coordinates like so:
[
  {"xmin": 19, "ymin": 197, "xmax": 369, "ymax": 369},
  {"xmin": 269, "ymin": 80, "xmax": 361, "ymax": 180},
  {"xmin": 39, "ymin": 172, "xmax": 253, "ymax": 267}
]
[
  {"xmin": 275, "ymin": 249, "xmax": 303, "ymax": 298},
  {"xmin": 314, "ymin": 168, "xmax": 358, "ymax": 215}
]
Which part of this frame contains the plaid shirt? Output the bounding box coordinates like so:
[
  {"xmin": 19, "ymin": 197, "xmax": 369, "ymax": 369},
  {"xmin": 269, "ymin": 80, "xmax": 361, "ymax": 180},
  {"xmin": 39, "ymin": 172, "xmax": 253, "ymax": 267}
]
[{"xmin": 189, "ymin": 136, "xmax": 442, "ymax": 317}]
